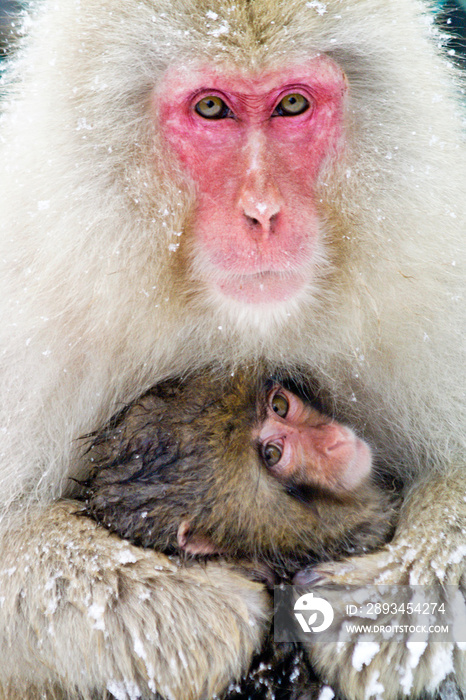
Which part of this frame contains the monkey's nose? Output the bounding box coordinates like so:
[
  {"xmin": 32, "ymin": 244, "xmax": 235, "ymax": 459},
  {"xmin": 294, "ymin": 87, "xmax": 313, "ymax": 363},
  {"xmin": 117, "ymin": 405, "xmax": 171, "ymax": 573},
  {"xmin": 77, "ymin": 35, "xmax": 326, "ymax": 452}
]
[
  {"xmin": 238, "ymin": 181, "xmax": 284, "ymax": 238},
  {"xmin": 313, "ymin": 424, "xmax": 355, "ymax": 460},
  {"xmin": 241, "ymin": 197, "xmax": 280, "ymax": 235}
]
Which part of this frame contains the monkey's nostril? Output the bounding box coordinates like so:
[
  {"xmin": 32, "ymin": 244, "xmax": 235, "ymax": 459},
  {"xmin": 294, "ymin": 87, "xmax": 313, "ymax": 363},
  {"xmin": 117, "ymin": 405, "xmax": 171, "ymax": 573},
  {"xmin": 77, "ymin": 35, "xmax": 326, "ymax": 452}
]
[
  {"xmin": 325, "ymin": 439, "xmax": 347, "ymax": 453},
  {"xmin": 244, "ymin": 214, "xmax": 279, "ymax": 230}
]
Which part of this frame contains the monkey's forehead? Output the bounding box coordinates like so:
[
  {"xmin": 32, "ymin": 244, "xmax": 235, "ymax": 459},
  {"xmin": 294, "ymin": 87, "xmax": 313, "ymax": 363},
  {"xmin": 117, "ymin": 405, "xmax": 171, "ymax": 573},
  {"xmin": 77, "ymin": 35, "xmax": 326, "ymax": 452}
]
[
  {"xmin": 136, "ymin": 0, "xmax": 384, "ymax": 69},
  {"xmin": 157, "ymin": 55, "xmax": 345, "ymax": 98}
]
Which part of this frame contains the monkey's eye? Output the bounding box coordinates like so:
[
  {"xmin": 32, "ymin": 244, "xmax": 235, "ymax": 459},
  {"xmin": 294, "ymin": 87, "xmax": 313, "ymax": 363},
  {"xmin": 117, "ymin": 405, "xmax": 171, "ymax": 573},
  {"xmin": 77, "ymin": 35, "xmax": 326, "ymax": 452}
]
[
  {"xmin": 194, "ymin": 95, "xmax": 231, "ymax": 119},
  {"xmin": 271, "ymin": 392, "xmax": 289, "ymax": 418},
  {"xmin": 273, "ymin": 93, "xmax": 310, "ymax": 117},
  {"xmin": 262, "ymin": 442, "xmax": 283, "ymax": 468}
]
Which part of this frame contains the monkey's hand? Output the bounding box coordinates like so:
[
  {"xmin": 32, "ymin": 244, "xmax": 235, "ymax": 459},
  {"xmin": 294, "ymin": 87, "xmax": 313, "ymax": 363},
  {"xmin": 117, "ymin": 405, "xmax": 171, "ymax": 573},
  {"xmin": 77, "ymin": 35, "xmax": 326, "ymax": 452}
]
[
  {"xmin": 297, "ymin": 472, "xmax": 466, "ymax": 700},
  {"xmin": 0, "ymin": 501, "xmax": 271, "ymax": 700}
]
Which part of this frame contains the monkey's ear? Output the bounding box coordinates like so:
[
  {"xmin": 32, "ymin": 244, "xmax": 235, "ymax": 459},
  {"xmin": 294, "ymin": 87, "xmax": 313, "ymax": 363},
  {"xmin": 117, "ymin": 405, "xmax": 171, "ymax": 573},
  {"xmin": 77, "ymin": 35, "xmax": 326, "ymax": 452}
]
[{"xmin": 176, "ymin": 520, "xmax": 220, "ymax": 556}]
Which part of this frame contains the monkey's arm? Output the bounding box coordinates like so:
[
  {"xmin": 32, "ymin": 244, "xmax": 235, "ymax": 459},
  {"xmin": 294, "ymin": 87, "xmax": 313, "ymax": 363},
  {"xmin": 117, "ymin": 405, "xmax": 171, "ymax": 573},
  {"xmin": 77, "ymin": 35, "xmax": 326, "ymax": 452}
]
[
  {"xmin": 301, "ymin": 469, "xmax": 466, "ymax": 700},
  {"xmin": 0, "ymin": 501, "xmax": 270, "ymax": 700}
]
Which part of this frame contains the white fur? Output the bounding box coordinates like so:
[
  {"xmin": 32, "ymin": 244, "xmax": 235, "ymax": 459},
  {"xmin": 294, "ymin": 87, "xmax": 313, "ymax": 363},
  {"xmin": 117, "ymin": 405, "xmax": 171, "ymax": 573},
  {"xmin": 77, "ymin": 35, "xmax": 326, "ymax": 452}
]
[{"xmin": 0, "ymin": 0, "xmax": 464, "ymax": 697}]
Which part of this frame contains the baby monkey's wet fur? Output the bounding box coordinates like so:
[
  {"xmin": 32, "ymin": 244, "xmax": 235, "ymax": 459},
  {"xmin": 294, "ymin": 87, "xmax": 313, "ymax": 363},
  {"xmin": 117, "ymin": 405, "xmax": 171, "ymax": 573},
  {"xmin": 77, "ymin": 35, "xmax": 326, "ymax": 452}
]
[{"xmin": 82, "ymin": 370, "xmax": 398, "ymax": 578}]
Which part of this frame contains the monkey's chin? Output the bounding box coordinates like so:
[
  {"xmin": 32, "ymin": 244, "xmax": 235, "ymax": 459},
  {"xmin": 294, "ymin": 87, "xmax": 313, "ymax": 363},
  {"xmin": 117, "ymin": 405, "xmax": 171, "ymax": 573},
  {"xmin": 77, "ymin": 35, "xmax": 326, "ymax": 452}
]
[{"xmin": 216, "ymin": 272, "xmax": 306, "ymax": 304}]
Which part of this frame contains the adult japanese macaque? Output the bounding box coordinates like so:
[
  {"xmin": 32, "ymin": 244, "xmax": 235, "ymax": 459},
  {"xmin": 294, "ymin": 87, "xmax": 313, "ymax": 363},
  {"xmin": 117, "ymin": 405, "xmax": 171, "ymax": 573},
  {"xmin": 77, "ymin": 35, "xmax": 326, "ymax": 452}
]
[
  {"xmin": 0, "ymin": 0, "xmax": 464, "ymax": 699},
  {"xmin": 82, "ymin": 371, "xmax": 394, "ymax": 571}
]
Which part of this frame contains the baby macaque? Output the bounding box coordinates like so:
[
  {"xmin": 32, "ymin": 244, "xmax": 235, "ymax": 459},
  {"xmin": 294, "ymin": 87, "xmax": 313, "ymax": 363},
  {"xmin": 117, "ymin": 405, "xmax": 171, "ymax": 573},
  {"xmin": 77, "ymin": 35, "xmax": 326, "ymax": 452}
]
[
  {"xmin": 82, "ymin": 371, "xmax": 398, "ymax": 700},
  {"xmin": 83, "ymin": 370, "xmax": 397, "ymax": 575}
]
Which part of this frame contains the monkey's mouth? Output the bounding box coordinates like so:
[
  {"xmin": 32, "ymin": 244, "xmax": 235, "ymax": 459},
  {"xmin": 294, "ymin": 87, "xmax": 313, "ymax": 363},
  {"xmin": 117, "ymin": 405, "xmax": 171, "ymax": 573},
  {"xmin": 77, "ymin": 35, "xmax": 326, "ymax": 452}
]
[{"xmin": 215, "ymin": 270, "xmax": 307, "ymax": 304}]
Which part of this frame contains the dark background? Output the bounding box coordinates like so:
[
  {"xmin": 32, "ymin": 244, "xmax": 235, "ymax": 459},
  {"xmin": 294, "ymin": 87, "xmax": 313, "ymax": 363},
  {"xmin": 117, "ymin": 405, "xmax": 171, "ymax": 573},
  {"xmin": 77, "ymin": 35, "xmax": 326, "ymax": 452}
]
[
  {"xmin": 0, "ymin": 0, "xmax": 20, "ymax": 58},
  {"xmin": 439, "ymin": 0, "xmax": 466, "ymax": 62},
  {"xmin": 1, "ymin": 1, "xmax": 466, "ymax": 63}
]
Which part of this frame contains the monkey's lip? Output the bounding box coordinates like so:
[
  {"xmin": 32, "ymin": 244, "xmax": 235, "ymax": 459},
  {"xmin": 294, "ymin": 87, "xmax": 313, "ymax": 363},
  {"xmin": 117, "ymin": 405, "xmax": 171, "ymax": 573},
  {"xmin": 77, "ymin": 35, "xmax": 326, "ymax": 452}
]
[{"xmin": 216, "ymin": 271, "xmax": 306, "ymax": 304}]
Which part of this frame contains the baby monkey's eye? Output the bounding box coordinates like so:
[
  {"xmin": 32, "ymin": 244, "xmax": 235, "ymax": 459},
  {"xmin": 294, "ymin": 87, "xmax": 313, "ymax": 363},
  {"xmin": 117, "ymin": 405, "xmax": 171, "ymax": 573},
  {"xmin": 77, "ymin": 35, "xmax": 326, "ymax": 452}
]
[
  {"xmin": 271, "ymin": 392, "xmax": 289, "ymax": 418},
  {"xmin": 262, "ymin": 442, "xmax": 283, "ymax": 468}
]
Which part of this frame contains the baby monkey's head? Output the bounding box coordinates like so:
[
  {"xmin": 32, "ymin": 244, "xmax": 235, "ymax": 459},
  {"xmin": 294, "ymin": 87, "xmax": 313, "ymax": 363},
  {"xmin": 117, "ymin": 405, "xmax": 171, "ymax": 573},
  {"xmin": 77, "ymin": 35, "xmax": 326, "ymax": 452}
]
[{"xmin": 83, "ymin": 370, "xmax": 397, "ymax": 574}]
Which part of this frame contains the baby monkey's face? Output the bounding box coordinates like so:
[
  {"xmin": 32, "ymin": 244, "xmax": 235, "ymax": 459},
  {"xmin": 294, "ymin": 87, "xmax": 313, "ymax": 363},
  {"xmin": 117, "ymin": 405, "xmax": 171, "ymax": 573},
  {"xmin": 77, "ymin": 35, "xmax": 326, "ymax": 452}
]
[
  {"xmin": 255, "ymin": 384, "xmax": 372, "ymax": 496},
  {"xmin": 84, "ymin": 373, "xmax": 396, "ymax": 574},
  {"xmin": 176, "ymin": 380, "xmax": 388, "ymax": 568}
]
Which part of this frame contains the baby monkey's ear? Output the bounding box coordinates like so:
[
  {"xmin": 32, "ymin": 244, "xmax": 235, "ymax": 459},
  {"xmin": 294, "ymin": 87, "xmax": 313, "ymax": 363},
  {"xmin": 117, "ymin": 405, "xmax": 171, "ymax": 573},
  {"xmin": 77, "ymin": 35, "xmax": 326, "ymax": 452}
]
[{"xmin": 177, "ymin": 520, "xmax": 219, "ymax": 556}]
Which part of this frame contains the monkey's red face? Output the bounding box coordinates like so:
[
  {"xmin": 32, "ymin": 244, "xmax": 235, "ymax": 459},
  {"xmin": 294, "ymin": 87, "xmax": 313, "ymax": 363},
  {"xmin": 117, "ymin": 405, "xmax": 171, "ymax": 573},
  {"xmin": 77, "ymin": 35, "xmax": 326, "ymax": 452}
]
[
  {"xmin": 257, "ymin": 385, "xmax": 372, "ymax": 494},
  {"xmin": 157, "ymin": 58, "xmax": 347, "ymax": 304}
]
